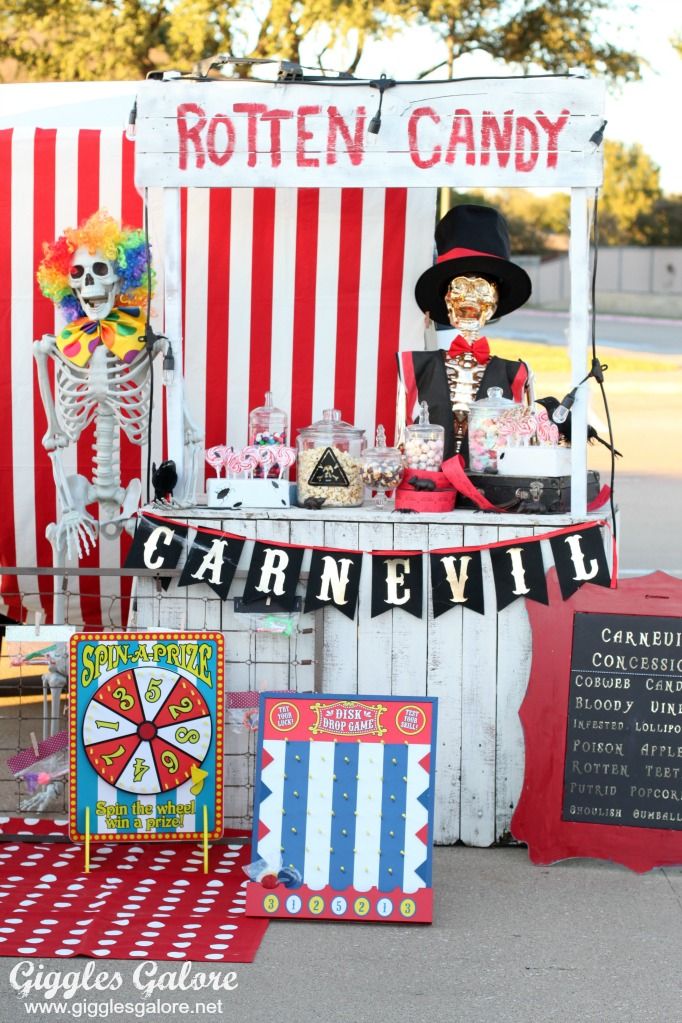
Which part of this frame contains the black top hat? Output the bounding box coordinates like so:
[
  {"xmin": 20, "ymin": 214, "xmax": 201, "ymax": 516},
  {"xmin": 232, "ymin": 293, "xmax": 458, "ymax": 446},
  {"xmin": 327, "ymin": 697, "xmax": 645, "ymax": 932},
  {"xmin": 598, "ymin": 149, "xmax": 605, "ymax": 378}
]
[{"xmin": 415, "ymin": 204, "xmax": 532, "ymax": 324}]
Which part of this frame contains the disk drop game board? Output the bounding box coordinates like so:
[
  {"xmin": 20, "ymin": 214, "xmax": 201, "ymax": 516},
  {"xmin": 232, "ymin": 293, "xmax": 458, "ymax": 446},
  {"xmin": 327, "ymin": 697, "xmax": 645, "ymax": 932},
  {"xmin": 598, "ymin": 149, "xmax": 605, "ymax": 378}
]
[{"xmin": 246, "ymin": 694, "xmax": 438, "ymax": 923}]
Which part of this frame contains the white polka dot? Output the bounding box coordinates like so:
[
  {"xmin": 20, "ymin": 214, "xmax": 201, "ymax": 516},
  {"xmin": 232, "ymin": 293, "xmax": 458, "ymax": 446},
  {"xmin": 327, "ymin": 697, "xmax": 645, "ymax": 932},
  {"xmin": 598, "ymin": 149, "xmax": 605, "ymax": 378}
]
[
  {"xmin": 193, "ymin": 907, "xmax": 211, "ymax": 913},
  {"xmin": 17, "ymin": 948, "xmax": 37, "ymax": 955},
  {"xmin": 26, "ymin": 938, "xmax": 44, "ymax": 944},
  {"xmin": 173, "ymin": 942, "xmax": 191, "ymax": 949},
  {"xmin": 210, "ymin": 943, "xmax": 230, "ymax": 950},
  {"xmin": 129, "ymin": 951, "xmax": 148, "ymax": 957},
  {"xmin": 34, "ymin": 928, "xmax": 52, "ymax": 935},
  {"xmin": 77, "ymin": 919, "xmax": 94, "ymax": 926},
  {"xmin": 135, "ymin": 940, "xmax": 154, "ymax": 947},
  {"xmin": 6, "ymin": 918, "xmax": 22, "ymax": 925},
  {"xmin": 23, "ymin": 818, "xmax": 39, "ymax": 825},
  {"xmin": 228, "ymin": 908, "xmax": 246, "ymax": 914},
  {"xmin": 27, "ymin": 852, "xmax": 43, "ymax": 859},
  {"xmin": 67, "ymin": 883, "xmax": 84, "ymax": 891},
  {"xmin": 167, "ymin": 952, "xmax": 186, "ymax": 959},
  {"xmin": 19, "ymin": 900, "xmax": 36, "ymax": 907},
  {"xmin": 97, "ymin": 940, "xmax": 117, "ymax": 946},
  {"xmin": 54, "ymin": 902, "xmax": 71, "ymax": 909},
  {"xmin": 218, "ymin": 924, "xmax": 238, "ymax": 931},
  {"xmin": 62, "ymin": 939, "xmax": 81, "ymax": 946},
  {"xmin": 8, "ymin": 876, "xmax": 24, "ymax": 882},
  {"xmin": 128, "ymin": 896, "xmax": 146, "ymax": 902},
  {"xmin": 40, "ymin": 919, "xmax": 58, "ymax": 925},
  {"xmin": 0, "ymin": 927, "xmax": 15, "ymax": 934},
  {"xmin": 181, "ymin": 867, "xmax": 199, "ymax": 873},
  {"xmin": 118, "ymin": 865, "xmax": 134, "ymax": 871},
  {"xmin": 135, "ymin": 886, "xmax": 152, "ymax": 893},
  {"xmin": 55, "ymin": 949, "xmax": 76, "ymax": 957},
  {"xmin": 104, "ymin": 930, "xmax": 123, "ymax": 936},
  {"xmin": 204, "ymin": 954, "xmax": 224, "ymax": 960},
  {"xmin": 206, "ymin": 880, "xmax": 223, "ymax": 888},
  {"xmin": 162, "ymin": 897, "xmax": 180, "ymax": 903},
  {"xmin": 91, "ymin": 949, "xmax": 111, "ymax": 957},
  {"xmin": 149, "ymin": 866, "xmax": 164, "ymax": 872},
  {"xmin": 197, "ymin": 897, "xmax": 215, "ymax": 905},
  {"xmin": 177, "ymin": 932, "xmax": 197, "ymax": 939}
]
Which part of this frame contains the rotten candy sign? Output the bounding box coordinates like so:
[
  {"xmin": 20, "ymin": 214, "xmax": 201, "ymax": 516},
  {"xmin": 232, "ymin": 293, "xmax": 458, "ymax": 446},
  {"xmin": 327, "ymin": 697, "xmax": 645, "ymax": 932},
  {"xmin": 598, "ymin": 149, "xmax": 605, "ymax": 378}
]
[
  {"xmin": 69, "ymin": 632, "xmax": 224, "ymax": 843},
  {"xmin": 135, "ymin": 77, "xmax": 605, "ymax": 189}
]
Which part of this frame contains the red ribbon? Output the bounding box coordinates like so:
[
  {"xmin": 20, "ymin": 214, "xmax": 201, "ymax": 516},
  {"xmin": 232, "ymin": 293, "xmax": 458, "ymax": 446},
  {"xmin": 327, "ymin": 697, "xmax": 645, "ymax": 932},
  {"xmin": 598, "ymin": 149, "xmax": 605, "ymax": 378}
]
[{"xmin": 447, "ymin": 335, "xmax": 490, "ymax": 365}]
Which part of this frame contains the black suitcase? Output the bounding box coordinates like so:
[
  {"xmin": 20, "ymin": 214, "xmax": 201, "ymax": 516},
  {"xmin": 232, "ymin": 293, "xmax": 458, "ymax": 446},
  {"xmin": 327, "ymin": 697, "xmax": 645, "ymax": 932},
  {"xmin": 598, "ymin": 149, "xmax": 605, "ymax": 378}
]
[{"xmin": 461, "ymin": 470, "xmax": 601, "ymax": 514}]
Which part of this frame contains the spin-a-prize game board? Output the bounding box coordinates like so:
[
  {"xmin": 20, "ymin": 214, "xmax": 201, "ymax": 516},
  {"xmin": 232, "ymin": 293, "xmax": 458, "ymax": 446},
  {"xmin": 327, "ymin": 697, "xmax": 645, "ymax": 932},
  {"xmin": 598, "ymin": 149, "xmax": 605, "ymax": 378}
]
[
  {"xmin": 69, "ymin": 632, "xmax": 224, "ymax": 842},
  {"xmin": 246, "ymin": 694, "xmax": 438, "ymax": 923}
]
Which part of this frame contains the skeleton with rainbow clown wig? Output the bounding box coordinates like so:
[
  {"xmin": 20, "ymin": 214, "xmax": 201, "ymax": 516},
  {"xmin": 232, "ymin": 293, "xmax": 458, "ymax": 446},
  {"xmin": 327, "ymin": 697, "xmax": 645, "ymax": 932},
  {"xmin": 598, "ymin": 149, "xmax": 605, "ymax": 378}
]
[{"xmin": 34, "ymin": 210, "xmax": 202, "ymax": 573}]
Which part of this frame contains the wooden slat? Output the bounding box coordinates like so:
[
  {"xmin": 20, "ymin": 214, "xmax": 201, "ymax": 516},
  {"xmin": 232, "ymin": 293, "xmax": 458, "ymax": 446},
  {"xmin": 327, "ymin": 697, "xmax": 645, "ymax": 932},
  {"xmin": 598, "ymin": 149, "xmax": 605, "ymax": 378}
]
[
  {"xmin": 426, "ymin": 521, "xmax": 465, "ymax": 845},
  {"xmin": 357, "ymin": 521, "xmax": 394, "ymax": 695},
  {"xmin": 391, "ymin": 521, "xmax": 428, "ymax": 699},
  {"xmin": 459, "ymin": 523, "xmax": 499, "ymax": 847},
  {"xmin": 494, "ymin": 527, "xmax": 533, "ymax": 842},
  {"xmin": 320, "ymin": 519, "xmax": 360, "ymax": 695}
]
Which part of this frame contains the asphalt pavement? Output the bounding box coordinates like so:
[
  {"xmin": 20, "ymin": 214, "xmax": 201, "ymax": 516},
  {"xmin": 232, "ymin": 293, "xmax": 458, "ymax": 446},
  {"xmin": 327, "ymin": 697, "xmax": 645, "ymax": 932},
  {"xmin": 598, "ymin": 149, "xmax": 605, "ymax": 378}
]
[{"xmin": 493, "ymin": 308, "xmax": 681, "ymax": 355}]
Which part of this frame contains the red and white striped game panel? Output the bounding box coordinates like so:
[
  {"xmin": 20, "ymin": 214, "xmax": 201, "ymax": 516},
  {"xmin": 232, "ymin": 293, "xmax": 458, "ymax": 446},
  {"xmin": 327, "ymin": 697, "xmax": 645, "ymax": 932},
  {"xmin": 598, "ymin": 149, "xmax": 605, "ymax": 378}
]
[{"xmin": 0, "ymin": 125, "xmax": 436, "ymax": 626}]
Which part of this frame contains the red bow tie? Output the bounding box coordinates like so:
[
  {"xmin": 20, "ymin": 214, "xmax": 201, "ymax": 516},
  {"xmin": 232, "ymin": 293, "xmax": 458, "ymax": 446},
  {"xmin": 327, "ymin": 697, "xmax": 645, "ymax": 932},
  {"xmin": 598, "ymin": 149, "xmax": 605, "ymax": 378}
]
[{"xmin": 447, "ymin": 335, "xmax": 491, "ymax": 365}]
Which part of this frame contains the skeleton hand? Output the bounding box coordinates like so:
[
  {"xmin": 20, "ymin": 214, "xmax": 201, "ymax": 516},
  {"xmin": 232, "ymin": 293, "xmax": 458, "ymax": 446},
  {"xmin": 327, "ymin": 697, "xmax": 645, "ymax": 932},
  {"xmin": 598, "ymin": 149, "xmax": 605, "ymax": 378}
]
[{"xmin": 47, "ymin": 508, "xmax": 98, "ymax": 560}]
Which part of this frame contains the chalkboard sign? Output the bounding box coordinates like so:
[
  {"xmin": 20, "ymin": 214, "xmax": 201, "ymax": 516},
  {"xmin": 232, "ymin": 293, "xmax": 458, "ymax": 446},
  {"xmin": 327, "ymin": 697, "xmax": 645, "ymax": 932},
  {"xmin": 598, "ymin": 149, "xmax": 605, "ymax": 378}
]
[
  {"xmin": 563, "ymin": 612, "xmax": 682, "ymax": 831},
  {"xmin": 512, "ymin": 570, "xmax": 682, "ymax": 872}
]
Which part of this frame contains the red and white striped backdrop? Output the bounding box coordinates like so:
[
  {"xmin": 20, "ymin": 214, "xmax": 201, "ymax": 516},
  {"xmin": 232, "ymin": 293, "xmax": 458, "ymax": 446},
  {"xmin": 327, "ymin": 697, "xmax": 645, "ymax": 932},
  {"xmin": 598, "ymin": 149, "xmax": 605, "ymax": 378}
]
[{"xmin": 0, "ymin": 126, "xmax": 436, "ymax": 626}]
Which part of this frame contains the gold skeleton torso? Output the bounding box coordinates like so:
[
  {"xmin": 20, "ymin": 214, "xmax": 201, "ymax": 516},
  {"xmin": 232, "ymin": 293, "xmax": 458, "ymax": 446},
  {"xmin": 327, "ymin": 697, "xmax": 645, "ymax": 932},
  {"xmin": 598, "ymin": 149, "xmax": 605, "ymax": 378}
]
[{"xmin": 444, "ymin": 351, "xmax": 486, "ymax": 451}]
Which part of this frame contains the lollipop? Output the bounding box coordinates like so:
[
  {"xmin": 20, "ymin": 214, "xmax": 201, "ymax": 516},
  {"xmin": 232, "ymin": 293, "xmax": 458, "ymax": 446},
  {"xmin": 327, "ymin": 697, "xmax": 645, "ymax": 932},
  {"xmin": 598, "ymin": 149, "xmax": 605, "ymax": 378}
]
[
  {"xmin": 274, "ymin": 445, "xmax": 296, "ymax": 479},
  {"xmin": 226, "ymin": 451, "xmax": 244, "ymax": 478},
  {"xmin": 256, "ymin": 446, "xmax": 277, "ymax": 476},
  {"xmin": 535, "ymin": 408, "xmax": 560, "ymax": 446},
  {"xmin": 205, "ymin": 445, "xmax": 229, "ymax": 477},
  {"xmin": 238, "ymin": 447, "xmax": 260, "ymax": 478}
]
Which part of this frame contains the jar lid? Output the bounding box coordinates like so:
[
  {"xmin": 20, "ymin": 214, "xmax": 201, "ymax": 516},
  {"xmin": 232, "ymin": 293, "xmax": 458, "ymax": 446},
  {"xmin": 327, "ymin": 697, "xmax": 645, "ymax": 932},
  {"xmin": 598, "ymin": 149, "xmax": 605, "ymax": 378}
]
[
  {"xmin": 470, "ymin": 386, "xmax": 517, "ymax": 411},
  {"xmin": 249, "ymin": 390, "xmax": 287, "ymax": 417},
  {"xmin": 298, "ymin": 408, "xmax": 365, "ymax": 438},
  {"xmin": 363, "ymin": 424, "xmax": 401, "ymax": 458}
]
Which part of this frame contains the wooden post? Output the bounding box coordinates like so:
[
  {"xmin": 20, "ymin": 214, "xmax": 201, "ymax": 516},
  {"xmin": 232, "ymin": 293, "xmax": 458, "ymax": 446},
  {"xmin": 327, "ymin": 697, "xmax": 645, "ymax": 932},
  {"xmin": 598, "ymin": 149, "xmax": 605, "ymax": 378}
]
[
  {"xmin": 568, "ymin": 187, "xmax": 590, "ymax": 517},
  {"xmin": 163, "ymin": 187, "xmax": 185, "ymax": 486}
]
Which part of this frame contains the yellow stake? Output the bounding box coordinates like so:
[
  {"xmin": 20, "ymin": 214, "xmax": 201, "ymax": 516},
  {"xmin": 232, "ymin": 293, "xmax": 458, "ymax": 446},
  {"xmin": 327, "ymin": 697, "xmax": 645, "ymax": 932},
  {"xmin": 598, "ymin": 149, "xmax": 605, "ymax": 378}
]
[
  {"xmin": 203, "ymin": 805, "xmax": 209, "ymax": 874},
  {"xmin": 84, "ymin": 805, "xmax": 91, "ymax": 874}
]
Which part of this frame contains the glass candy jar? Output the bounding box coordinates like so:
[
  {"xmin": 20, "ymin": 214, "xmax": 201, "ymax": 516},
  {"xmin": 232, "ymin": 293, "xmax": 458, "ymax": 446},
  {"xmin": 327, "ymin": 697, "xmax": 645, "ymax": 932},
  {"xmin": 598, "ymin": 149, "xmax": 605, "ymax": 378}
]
[
  {"xmin": 296, "ymin": 409, "xmax": 366, "ymax": 508},
  {"xmin": 360, "ymin": 425, "xmax": 404, "ymax": 507},
  {"xmin": 467, "ymin": 387, "xmax": 518, "ymax": 472},
  {"xmin": 248, "ymin": 391, "xmax": 288, "ymax": 478},
  {"xmin": 404, "ymin": 401, "xmax": 445, "ymax": 472}
]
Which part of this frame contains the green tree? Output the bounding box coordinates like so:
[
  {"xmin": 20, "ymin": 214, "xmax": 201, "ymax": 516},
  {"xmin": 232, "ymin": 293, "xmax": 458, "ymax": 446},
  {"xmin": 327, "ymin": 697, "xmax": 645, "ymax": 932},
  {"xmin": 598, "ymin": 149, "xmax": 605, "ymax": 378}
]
[
  {"xmin": 410, "ymin": 0, "xmax": 641, "ymax": 81},
  {"xmin": 599, "ymin": 139, "xmax": 662, "ymax": 245},
  {"xmin": 0, "ymin": 0, "xmax": 642, "ymax": 83}
]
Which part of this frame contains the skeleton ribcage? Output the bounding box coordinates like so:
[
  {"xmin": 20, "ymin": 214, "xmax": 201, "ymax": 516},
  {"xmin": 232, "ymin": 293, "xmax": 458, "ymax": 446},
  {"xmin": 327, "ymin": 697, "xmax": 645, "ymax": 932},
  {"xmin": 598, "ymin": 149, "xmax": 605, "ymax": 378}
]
[{"xmin": 55, "ymin": 354, "xmax": 152, "ymax": 446}]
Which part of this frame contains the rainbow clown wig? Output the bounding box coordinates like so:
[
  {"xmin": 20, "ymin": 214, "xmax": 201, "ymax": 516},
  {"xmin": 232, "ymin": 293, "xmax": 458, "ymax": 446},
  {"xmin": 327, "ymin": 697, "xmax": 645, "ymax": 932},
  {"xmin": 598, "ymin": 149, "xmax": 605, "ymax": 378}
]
[{"xmin": 36, "ymin": 209, "xmax": 154, "ymax": 322}]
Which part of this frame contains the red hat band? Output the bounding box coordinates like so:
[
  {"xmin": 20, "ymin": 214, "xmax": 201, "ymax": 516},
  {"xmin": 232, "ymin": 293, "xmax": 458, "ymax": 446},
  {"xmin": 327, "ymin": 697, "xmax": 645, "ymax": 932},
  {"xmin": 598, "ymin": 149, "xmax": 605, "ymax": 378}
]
[{"xmin": 437, "ymin": 246, "xmax": 504, "ymax": 265}]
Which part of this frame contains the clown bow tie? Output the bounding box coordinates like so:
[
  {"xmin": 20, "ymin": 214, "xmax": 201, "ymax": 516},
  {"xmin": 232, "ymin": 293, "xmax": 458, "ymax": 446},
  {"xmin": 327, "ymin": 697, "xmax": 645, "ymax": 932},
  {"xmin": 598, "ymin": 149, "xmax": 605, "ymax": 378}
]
[
  {"xmin": 447, "ymin": 335, "xmax": 490, "ymax": 365},
  {"xmin": 56, "ymin": 307, "xmax": 146, "ymax": 368}
]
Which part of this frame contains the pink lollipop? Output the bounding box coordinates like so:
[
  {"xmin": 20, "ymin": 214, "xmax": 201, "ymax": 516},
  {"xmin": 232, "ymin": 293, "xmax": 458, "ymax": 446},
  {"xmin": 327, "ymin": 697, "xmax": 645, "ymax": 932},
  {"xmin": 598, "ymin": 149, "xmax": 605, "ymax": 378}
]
[
  {"xmin": 238, "ymin": 447, "xmax": 260, "ymax": 478},
  {"xmin": 257, "ymin": 446, "xmax": 277, "ymax": 474},
  {"xmin": 535, "ymin": 408, "xmax": 560, "ymax": 446},
  {"xmin": 274, "ymin": 446, "xmax": 296, "ymax": 478},
  {"xmin": 205, "ymin": 445, "xmax": 229, "ymax": 477},
  {"xmin": 226, "ymin": 451, "xmax": 244, "ymax": 478}
]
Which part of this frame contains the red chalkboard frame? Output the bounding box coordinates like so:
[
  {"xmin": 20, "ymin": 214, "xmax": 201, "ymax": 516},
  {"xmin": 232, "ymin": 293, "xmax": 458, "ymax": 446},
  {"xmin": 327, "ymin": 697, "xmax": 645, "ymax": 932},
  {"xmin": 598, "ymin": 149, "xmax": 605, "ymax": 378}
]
[{"xmin": 511, "ymin": 569, "xmax": 682, "ymax": 872}]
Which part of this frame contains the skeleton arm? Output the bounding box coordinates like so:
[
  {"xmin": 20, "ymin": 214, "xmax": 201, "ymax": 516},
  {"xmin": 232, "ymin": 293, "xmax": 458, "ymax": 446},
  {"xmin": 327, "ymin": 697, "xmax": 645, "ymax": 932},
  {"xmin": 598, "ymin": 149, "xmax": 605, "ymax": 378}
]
[{"xmin": 33, "ymin": 335, "xmax": 69, "ymax": 450}]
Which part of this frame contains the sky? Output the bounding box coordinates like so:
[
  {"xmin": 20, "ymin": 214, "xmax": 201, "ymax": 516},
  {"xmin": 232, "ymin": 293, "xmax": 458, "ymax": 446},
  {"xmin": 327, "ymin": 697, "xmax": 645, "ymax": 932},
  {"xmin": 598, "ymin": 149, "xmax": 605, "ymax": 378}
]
[{"xmin": 347, "ymin": 1, "xmax": 682, "ymax": 195}]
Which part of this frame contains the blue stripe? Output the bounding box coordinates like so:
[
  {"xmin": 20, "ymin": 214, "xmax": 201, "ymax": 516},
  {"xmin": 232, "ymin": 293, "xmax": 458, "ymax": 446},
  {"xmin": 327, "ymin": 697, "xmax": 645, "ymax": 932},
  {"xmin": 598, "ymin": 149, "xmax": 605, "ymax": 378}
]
[
  {"xmin": 378, "ymin": 744, "xmax": 408, "ymax": 892},
  {"xmin": 280, "ymin": 742, "xmax": 310, "ymax": 876},
  {"xmin": 329, "ymin": 743, "xmax": 359, "ymax": 891}
]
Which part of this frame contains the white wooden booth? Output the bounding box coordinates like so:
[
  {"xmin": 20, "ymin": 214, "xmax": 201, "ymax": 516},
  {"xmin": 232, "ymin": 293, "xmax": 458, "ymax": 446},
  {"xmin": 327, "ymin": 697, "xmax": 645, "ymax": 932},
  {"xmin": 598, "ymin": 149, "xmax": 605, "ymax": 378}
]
[{"xmin": 133, "ymin": 71, "xmax": 607, "ymax": 844}]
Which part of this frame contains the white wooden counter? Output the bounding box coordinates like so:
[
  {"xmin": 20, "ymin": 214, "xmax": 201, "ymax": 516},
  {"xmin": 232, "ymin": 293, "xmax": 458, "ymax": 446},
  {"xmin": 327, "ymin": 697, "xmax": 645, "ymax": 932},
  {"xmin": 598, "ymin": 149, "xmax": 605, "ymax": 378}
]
[{"xmin": 134, "ymin": 504, "xmax": 612, "ymax": 845}]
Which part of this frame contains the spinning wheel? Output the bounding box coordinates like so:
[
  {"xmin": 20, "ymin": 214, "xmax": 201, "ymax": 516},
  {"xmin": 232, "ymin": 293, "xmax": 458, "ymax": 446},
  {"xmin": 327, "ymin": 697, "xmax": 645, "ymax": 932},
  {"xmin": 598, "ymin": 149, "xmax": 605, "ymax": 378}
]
[{"xmin": 82, "ymin": 667, "xmax": 212, "ymax": 795}]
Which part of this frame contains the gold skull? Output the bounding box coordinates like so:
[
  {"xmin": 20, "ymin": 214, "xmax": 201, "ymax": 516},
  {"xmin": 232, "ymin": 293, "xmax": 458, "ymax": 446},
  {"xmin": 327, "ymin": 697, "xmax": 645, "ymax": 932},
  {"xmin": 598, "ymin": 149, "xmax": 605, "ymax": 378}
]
[{"xmin": 445, "ymin": 275, "xmax": 499, "ymax": 327}]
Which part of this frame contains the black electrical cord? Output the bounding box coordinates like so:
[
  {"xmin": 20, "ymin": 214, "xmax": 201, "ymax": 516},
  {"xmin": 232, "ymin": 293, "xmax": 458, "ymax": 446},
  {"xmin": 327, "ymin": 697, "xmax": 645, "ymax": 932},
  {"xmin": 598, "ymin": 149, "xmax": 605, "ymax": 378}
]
[
  {"xmin": 142, "ymin": 190, "xmax": 155, "ymax": 504},
  {"xmin": 589, "ymin": 190, "xmax": 618, "ymax": 542}
]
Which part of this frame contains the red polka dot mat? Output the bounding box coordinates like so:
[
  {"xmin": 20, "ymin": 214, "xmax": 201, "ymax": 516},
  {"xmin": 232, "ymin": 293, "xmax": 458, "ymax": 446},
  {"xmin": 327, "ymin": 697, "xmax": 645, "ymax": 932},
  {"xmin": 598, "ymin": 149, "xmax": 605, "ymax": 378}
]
[{"xmin": 0, "ymin": 818, "xmax": 268, "ymax": 962}]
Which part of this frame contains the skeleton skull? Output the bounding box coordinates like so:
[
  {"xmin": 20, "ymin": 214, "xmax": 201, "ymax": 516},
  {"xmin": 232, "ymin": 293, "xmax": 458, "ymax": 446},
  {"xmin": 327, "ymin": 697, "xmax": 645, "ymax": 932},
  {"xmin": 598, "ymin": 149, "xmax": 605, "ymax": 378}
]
[{"xmin": 69, "ymin": 246, "xmax": 120, "ymax": 320}]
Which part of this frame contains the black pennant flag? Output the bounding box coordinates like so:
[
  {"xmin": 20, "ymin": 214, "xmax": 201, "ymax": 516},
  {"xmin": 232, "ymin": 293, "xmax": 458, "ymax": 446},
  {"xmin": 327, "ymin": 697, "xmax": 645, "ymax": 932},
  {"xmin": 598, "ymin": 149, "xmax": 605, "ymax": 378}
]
[
  {"xmin": 490, "ymin": 539, "xmax": 548, "ymax": 611},
  {"xmin": 178, "ymin": 529, "xmax": 245, "ymax": 600},
  {"xmin": 124, "ymin": 515, "xmax": 187, "ymax": 590},
  {"xmin": 550, "ymin": 527, "xmax": 611, "ymax": 600},
  {"xmin": 241, "ymin": 541, "xmax": 304, "ymax": 612},
  {"xmin": 304, "ymin": 548, "xmax": 363, "ymax": 619},
  {"xmin": 430, "ymin": 550, "xmax": 484, "ymax": 617},
  {"xmin": 371, "ymin": 553, "xmax": 423, "ymax": 618}
]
